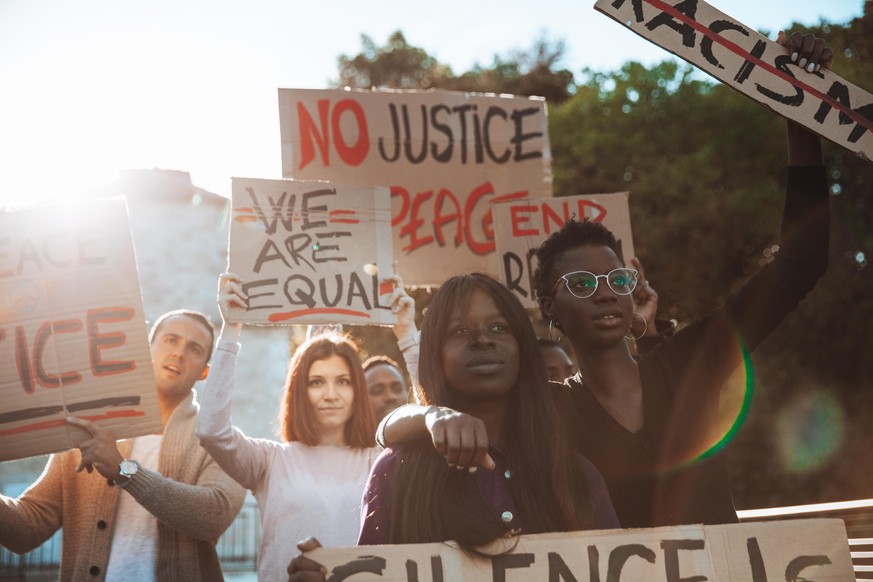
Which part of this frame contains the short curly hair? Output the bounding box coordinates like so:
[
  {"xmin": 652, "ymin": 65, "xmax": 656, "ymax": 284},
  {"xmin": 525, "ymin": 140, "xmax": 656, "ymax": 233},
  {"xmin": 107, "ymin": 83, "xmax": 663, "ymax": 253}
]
[{"xmin": 532, "ymin": 219, "xmax": 619, "ymax": 319}]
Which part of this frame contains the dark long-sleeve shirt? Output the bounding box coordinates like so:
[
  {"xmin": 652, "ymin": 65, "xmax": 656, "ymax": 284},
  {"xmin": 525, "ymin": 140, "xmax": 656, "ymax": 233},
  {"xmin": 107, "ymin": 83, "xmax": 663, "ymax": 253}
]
[{"xmin": 564, "ymin": 165, "xmax": 829, "ymax": 528}]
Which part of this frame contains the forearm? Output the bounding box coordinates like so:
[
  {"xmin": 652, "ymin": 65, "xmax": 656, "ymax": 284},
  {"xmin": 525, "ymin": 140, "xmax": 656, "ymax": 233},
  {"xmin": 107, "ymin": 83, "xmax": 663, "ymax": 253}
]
[
  {"xmin": 376, "ymin": 403, "xmax": 430, "ymax": 447},
  {"xmin": 195, "ymin": 338, "xmax": 265, "ymax": 490},
  {"xmin": 786, "ymin": 120, "xmax": 823, "ymax": 167},
  {"xmin": 121, "ymin": 462, "xmax": 244, "ymax": 542},
  {"xmin": 0, "ymin": 457, "xmax": 64, "ymax": 553}
]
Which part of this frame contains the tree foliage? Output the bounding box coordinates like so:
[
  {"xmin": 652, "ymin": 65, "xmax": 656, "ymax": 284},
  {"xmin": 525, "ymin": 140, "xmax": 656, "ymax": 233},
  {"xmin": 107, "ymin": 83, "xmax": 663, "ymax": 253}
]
[{"xmin": 335, "ymin": 31, "xmax": 575, "ymax": 104}]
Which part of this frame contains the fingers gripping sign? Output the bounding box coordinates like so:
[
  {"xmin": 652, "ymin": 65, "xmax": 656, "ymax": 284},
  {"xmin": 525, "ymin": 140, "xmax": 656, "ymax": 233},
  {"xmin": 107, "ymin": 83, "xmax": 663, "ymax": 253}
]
[
  {"xmin": 383, "ymin": 272, "xmax": 417, "ymax": 342},
  {"xmin": 777, "ymin": 30, "xmax": 833, "ymax": 73},
  {"xmin": 287, "ymin": 537, "xmax": 327, "ymax": 582},
  {"xmin": 217, "ymin": 272, "xmax": 247, "ymax": 341},
  {"xmin": 66, "ymin": 416, "xmax": 124, "ymax": 480}
]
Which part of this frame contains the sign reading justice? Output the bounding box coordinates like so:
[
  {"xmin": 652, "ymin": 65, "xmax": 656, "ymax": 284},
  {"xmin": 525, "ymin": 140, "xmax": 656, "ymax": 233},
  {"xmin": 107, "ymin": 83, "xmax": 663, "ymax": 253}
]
[
  {"xmin": 278, "ymin": 89, "xmax": 552, "ymax": 285},
  {"xmin": 229, "ymin": 178, "xmax": 396, "ymax": 326},
  {"xmin": 594, "ymin": 0, "xmax": 873, "ymax": 162},
  {"xmin": 493, "ymin": 192, "xmax": 635, "ymax": 309},
  {"xmin": 0, "ymin": 199, "xmax": 160, "ymax": 462},
  {"xmin": 307, "ymin": 519, "xmax": 852, "ymax": 581}
]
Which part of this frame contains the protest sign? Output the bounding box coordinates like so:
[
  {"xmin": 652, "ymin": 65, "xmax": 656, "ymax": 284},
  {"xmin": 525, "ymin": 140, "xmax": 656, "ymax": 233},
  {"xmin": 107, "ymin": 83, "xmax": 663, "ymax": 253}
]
[
  {"xmin": 278, "ymin": 88, "xmax": 552, "ymax": 285},
  {"xmin": 594, "ymin": 0, "xmax": 873, "ymax": 162},
  {"xmin": 0, "ymin": 199, "xmax": 160, "ymax": 462},
  {"xmin": 493, "ymin": 192, "xmax": 634, "ymax": 309},
  {"xmin": 229, "ymin": 178, "xmax": 396, "ymax": 326},
  {"xmin": 308, "ymin": 518, "xmax": 852, "ymax": 581}
]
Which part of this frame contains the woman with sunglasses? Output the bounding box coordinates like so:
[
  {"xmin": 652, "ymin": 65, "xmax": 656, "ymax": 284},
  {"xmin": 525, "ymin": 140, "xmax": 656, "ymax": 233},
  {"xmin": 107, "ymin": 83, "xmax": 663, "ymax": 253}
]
[{"xmin": 373, "ymin": 30, "xmax": 832, "ymax": 529}]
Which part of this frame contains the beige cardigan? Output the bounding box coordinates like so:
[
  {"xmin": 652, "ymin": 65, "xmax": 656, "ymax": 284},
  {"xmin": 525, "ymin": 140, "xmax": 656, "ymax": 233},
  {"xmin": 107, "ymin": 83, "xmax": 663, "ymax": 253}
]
[{"xmin": 0, "ymin": 390, "xmax": 245, "ymax": 581}]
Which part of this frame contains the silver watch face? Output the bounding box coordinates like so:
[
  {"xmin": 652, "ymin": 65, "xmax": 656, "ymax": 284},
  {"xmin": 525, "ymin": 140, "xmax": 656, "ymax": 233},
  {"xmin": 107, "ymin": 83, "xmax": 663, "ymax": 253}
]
[{"xmin": 119, "ymin": 460, "xmax": 138, "ymax": 477}]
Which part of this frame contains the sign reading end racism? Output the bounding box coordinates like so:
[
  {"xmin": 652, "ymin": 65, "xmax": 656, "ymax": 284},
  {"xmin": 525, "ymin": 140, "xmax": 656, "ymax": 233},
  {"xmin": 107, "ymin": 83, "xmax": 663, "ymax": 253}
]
[
  {"xmin": 229, "ymin": 178, "xmax": 396, "ymax": 326},
  {"xmin": 0, "ymin": 199, "xmax": 160, "ymax": 462},
  {"xmin": 493, "ymin": 192, "xmax": 635, "ymax": 309},
  {"xmin": 278, "ymin": 89, "xmax": 552, "ymax": 285},
  {"xmin": 308, "ymin": 519, "xmax": 853, "ymax": 581},
  {"xmin": 594, "ymin": 0, "xmax": 873, "ymax": 162}
]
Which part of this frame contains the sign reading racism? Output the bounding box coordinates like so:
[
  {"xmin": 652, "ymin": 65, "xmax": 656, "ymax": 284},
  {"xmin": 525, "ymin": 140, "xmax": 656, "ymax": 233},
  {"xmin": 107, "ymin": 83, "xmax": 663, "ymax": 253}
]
[
  {"xmin": 0, "ymin": 199, "xmax": 160, "ymax": 462},
  {"xmin": 278, "ymin": 89, "xmax": 552, "ymax": 285},
  {"xmin": 493, "ymin": 192, "xmax": 634, "ymax": 309},
  {"xmin": 229, "ymin": 178, "xmax": 396, "ymax": 326},
  {"xmin": 594, "ymin": 0, "xmax": 873, "ymax": 162},
  {"xmin": 307, "ymin": 519, "xmax": 853, "ymax": 581}
]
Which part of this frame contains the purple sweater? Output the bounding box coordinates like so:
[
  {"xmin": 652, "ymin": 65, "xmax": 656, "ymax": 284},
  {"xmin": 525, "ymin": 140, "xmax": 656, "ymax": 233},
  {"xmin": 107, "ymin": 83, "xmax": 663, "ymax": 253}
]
[{"xmin": 358, "ymin": 444, "xmax": 619, "ymax": 545}]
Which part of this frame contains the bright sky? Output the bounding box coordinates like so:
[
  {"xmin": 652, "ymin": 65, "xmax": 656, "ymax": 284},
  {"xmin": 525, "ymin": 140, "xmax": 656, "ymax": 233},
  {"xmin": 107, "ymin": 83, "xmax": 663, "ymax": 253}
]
[{"xmin": 0, "ymin": 0, "xmax": 865, "ymax": 207}]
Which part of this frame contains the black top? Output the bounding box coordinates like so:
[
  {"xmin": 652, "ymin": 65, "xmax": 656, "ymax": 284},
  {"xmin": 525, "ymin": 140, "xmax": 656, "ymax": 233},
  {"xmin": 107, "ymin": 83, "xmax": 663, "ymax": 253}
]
[{"xmin": 563, "ymin": 166, "xmax": 829, "ymax": 528}]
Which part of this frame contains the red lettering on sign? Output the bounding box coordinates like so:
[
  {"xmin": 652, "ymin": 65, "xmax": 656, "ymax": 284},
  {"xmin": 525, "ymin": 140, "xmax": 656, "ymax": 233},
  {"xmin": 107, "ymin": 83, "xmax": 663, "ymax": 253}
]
[
  {"xmin": 399, "ymin": 191, "xmax": 435, "ymax": 253},
  {"xmin": 510, "ymin": 205, "xmax": 539, "ymax": 237},
  {"xmin": 297, "ymin": 99, "xmax": 371, "ymax": 170}
]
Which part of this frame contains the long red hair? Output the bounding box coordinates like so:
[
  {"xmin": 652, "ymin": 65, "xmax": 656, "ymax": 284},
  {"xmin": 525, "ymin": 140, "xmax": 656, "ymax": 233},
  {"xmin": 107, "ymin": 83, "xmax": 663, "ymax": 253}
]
[{"xmin": 278, "ymin": 333, "xmax": 375, "ymax": 447}]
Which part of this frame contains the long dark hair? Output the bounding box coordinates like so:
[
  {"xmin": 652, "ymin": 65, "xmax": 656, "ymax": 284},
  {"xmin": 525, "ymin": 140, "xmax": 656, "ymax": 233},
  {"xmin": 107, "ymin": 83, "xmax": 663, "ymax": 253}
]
[
  {"xmin": 388, "ymin": 273, "xmax": 593, "ymax": 551},
  {"xmin": 278, "ymin": 333, "xmax": 375, "ymax": 448}
]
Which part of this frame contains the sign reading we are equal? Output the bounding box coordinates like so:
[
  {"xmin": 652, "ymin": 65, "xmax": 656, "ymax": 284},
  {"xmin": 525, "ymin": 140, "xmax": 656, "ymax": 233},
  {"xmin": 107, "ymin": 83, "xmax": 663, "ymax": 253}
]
[{"xmin": 229, "ymin": 178, "xmax": 396, "ymax": 326}]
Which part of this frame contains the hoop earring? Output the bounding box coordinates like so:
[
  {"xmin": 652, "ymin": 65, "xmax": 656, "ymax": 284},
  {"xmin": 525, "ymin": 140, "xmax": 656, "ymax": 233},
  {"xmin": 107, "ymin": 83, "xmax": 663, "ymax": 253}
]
[
  {"xmin": 549, "ymin": 320, "xmax": 562, "ymax": 343},
  {"xmin": 625, "ymin": 312, "xmax": 647, "ymax": 341}
]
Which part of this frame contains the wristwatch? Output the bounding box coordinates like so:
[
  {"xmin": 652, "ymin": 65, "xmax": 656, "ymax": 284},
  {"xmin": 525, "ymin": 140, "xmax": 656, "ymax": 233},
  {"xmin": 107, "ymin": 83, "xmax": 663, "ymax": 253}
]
[{"xmin": 115, "ymin": 459, "xmax": 140, "ymax": 487}]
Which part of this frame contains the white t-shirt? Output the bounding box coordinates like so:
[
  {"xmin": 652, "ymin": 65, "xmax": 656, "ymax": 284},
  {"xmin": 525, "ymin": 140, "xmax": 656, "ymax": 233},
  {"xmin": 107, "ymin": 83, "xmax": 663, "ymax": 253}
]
[{"xmin": 105, "ymin": 434, "xmax": 162, "ymax": 582}]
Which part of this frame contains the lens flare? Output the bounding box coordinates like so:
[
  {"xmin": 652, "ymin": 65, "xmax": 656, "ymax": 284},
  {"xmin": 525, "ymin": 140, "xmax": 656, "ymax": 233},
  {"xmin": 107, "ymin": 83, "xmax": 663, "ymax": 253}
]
[{"xmin": 776, "ymin": 390, "xmax": 844, "ymax": 473}]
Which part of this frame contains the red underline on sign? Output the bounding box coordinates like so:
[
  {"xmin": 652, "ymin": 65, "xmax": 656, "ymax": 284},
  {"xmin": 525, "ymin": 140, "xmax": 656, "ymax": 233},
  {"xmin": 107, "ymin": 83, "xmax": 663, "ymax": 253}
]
[
  {"xmin": 0, "ymin": 410, "xmax": 146, "ymax": 437},
  {"xmin": 329, "ymin": 210, "xmax": 359, "ymax": 224},
  {"xmin": 643, "ymin": 0, "xmax": 873, "ymax": 132},
  {"xmin": 268, "ymin": 308, "xmax": 371, "ymax": 322}
]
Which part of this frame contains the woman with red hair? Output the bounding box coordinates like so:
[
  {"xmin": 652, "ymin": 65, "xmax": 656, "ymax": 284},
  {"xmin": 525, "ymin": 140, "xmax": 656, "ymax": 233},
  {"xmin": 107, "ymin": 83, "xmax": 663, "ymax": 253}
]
[{"xmin": 197, "ymin": 273, "xmax": 378, "ymax": 582}]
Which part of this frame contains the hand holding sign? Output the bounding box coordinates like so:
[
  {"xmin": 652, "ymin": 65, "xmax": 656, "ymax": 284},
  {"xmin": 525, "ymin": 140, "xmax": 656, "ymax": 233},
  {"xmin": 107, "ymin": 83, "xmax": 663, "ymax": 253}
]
[
  {"xmin": 66, "ymin": 416, "xmax": 124, "ymax": 480},
  {"xmin": 630, "ymin": 257, "xmax": 659, "ymax": 339},
  {"xmin": 217, "ymin": 272, "xmax": 247, "ymax": 342},
  {"xmin": 286, "ymin": 537, "xmax": 326, "ymax": 582},
  {"xmin": 777, "ymin": 30, "xmax": 832, "ymax": 73}
]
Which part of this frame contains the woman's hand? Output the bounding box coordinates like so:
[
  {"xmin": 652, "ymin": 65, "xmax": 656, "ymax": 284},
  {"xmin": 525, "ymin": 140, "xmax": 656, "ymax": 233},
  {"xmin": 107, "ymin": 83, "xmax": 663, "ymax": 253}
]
[
  {"xmin": 777, "ymin": 30, "xmax": 831, "ymax": 166},
  {"xmin": 287, "ymin": 537, "xmax": 326, "ymax": 582},
  {"xmin": 217, "ymin": 272, "xmax": 246, "ymax": 341},
  {"xmin": 425, "ymin": 406, "xmax": 495, "ymax": 471},
  {"xmin": 630, "ymin": 257, "xmax": 659, "ymax": 338},
  {"xmin": 383, "ymin": 273, "xmax": 417, "ymax": 342}
]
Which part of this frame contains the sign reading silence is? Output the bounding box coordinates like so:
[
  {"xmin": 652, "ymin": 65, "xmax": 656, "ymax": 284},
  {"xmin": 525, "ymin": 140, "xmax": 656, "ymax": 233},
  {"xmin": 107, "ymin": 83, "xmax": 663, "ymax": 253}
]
[
  {"xmin": 493, "ymin": 192, "xmax": 635, "ymax": 309},
  {"xmin": 594, "ymin": 0, "xmax": 873, "ymax": 162},
  {"xmin": 278, "ymin": 89, "xmax": 552, "ymax": 286},
  {"xmin": 306, "ymin": 519, "xmax": 853, "ymax": 581},
  {"xmin": 0, "ymin": 199, "xmax": 160, "ymax": 462},
  {"xmin": 229, "ymin": 178, "xmax": 396, "ymax": 326}
]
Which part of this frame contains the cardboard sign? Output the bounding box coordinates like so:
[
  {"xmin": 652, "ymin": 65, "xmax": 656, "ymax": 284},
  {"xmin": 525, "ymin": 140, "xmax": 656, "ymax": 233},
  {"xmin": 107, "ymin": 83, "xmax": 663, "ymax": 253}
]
[
  {"xmin": 0, "ymin": 199, "xmax": 160, "ymax": 462},
  {"xmin": 309, "ymin": 519, "xmax": 852, "ymax": 581},
  {"xmin": 493, "ymin": 192, "xmax": 635, "ymax": 308},
  {"xmin": 229, "ymin": 178, "xmax": 396, "ymax": 326},
  {"xmin": 594, "ymin": 0, "xmax": 873, "ymax": 162},
  {"xmin": 278, "ymin": 89, "xmax": 552, "ymax": 285}
]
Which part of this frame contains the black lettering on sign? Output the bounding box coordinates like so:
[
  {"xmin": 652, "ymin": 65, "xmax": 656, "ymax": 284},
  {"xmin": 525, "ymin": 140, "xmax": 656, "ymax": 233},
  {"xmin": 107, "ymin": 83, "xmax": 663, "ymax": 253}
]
[
  {"xmin": 660, "ymin": 539, "xmax": 707, "ymax": 582},
  {"xmin": 326, "ymin": 555, "xmax": 385, "ymax": 581},
  {"xmin": 755, "ymin": 55, "xmax": 805, "ymax": 106},
  {"xmin": 645, "ymin": 0, "xmax": 699, "ymax": 48},
  {"xmin": 607, "ymin": 544, "xmax": 656, "ymax": 582},
  {"xmin": 547, "ymin": 551, "xmax": 579, "ymax": 582},
  {"xmin": 404, "ymin": 556, "xmax": 444, "ymax": 582},
  {"xmin": 493, "ymin": 553, "xmax": 535, "ymax": 582}
]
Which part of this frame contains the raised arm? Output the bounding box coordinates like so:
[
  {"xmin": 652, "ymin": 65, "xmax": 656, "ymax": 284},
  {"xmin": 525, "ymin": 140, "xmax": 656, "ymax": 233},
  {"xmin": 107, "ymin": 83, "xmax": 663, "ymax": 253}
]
[{"xmin": 196, "ymin": 272, "xmax": 272, "ymax": 490}]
